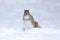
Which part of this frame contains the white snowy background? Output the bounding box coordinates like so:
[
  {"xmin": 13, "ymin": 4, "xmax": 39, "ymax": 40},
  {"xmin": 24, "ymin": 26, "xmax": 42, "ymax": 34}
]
[{"xmin": 0, "ymin": 0, "xmax": 60, "ymax": 40}]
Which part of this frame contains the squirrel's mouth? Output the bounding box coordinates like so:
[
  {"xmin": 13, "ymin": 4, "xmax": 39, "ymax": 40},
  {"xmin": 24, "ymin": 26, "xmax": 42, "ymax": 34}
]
[{"xmin": 26, "ymin": 13, "xmax": 28, "ymax": 15}]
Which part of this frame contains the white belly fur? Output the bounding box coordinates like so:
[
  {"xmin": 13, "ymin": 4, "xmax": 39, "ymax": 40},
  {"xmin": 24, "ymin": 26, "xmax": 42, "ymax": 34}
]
[
  {"xmin": 23, "ymin": 20, "xmax": 33, "ymax": 30},
  {"xmin": 24, "ymin": 16, "xmax": 30, "ymax": 19}
]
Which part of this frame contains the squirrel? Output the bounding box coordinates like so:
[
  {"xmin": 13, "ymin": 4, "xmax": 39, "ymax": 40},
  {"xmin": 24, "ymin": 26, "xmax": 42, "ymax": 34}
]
[{"xmin": 23, "ymin": 9, "xmax": 40, "ymax": 30}]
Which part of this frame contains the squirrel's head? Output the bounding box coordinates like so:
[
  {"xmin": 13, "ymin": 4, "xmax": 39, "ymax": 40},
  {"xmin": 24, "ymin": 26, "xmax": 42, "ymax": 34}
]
[{"xmin": 24, "ymin": 9, "xmax": 30, "ymax": 16}]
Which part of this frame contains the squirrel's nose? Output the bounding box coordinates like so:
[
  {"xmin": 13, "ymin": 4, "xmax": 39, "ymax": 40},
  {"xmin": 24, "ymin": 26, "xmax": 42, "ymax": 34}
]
[{"xmin": 25, "ymin": 12, "xmax": 29, "ymax": 15}]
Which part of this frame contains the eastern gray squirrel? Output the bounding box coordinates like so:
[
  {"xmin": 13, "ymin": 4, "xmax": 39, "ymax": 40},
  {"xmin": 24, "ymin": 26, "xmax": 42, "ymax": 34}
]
[{"xmin": 23, "ymin": 9, "xmax": 40, "ymax": 30}]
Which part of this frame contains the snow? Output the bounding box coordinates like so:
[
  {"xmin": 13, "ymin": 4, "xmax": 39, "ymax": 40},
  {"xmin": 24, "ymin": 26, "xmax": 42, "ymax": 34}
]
[
  {"xmin": 0, "ymin": 28, "xmax": 60, "ymax": 40},
  {"xmin": 0, "ymin": 28, "xmax": 22, "ymax": 40},
  {"xmin": 21, "ymin": 28, "xmax": 60, "ymax": 40},
  {"xmin": 0, "ymin": 0, "xmax": 60, "ymax": 40}
]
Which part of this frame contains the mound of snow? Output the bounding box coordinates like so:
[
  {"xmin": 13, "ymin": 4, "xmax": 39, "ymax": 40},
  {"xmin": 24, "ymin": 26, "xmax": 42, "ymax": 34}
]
[
  {"xmin": 0, "ymin": 28, "xmax": 23, "ymax": 40},
  {"xmin": 0, "ymin": 28, "xmax": 60, "ymax": 40},
  {"xmin": 21, "ymin": 28, "xmax": 60, "ymax": 40}
]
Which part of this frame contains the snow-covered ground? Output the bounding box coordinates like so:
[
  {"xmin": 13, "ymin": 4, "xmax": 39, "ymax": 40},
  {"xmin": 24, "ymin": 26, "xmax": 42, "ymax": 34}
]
[
  {"xmin": 0, "ymin": 0, "xmax": 60, "ymax": 40},
  {"xmin": 0, "ymin": 28, "xmax": 22, "ymax": 40},
  {"xmin": 0, "ymin": 28, "xmax": 60, "ymax": 40}
]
